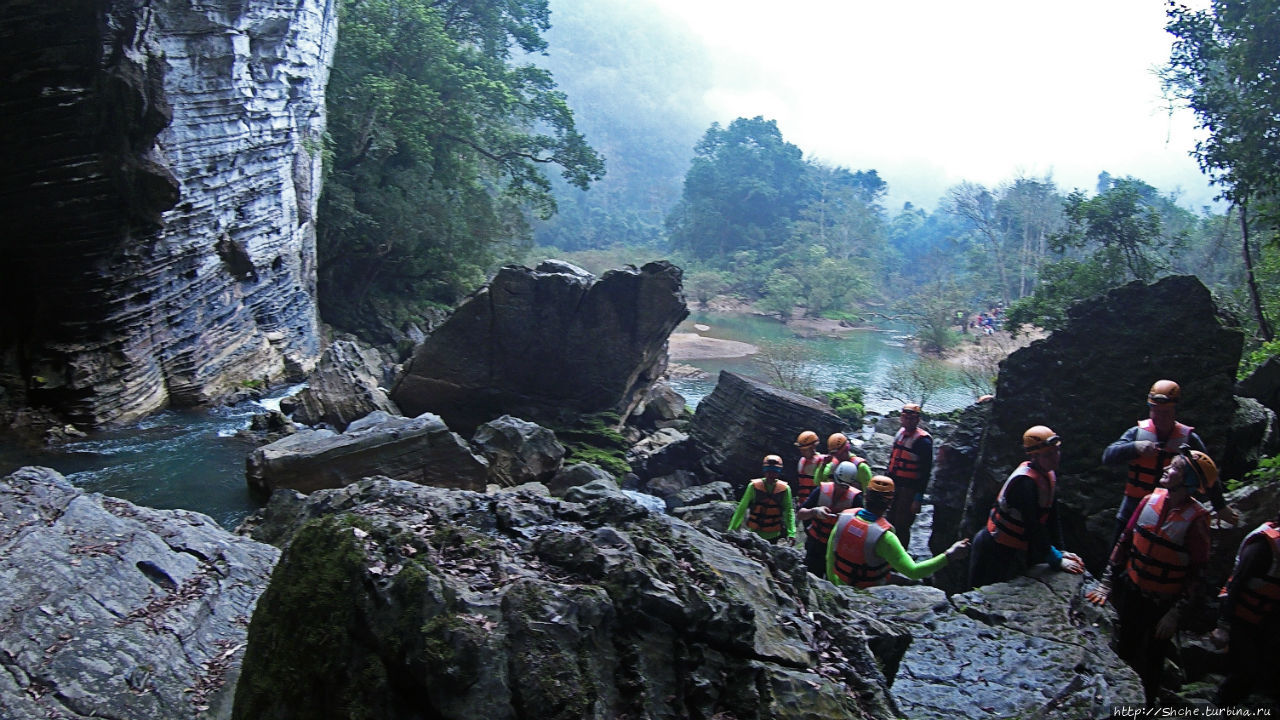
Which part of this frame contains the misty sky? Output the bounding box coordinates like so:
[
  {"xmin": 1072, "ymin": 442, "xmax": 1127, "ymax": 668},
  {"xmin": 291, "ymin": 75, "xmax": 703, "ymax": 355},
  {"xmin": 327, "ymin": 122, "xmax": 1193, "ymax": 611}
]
[{"xmin": 641, "ymin": 0, "xmax": 1219, "ymax": 212}]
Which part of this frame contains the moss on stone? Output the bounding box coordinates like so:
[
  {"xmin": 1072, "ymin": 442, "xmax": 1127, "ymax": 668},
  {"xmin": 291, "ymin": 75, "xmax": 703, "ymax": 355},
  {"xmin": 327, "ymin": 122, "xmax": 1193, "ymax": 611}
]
[
  {"xmin": 549, "ymin": 412, "xmax": 632, "ymax": 477},
  {"xmin": 232, "ymin": 516, "xmax": 389, "ymax": 720}
]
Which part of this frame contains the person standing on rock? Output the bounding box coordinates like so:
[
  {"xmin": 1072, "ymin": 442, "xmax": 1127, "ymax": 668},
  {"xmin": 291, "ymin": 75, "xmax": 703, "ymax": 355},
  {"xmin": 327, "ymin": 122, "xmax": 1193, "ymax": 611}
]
[
  {"xmin": 1086, "ymin": 447, "xmax": 1216, "ymax": 706},
  {"xmin": 968, "ymin": 425, "xmax": 1085, "ymax": 589},
  {"xmin": 812, "ymin": 432, "xmax": 869, "ymax": 489},
  {"xmin": 727, "ymin": 455, "xmax": 796, "ymax": 544},
  {"xmin": 1209, "ymin": 509, "xmax": 1280, "ymax": 707},
  {"xmin": 798, "ymin": 458, "xmax": 867, "ymax": 577},
  {"xmin": 885, "ymin": 404, "xmax": 932, "ymax": 550},
  {"xmin": 826, "ymin": 475, "xmax": 969, "ymax": 588},
  {"xmin": 1102, "ymin": 379, "xmax": 1235, "ymax": 545},
  {"xmin": 793, "ymin": 430, "xmax": 826, "ymax": 510}
]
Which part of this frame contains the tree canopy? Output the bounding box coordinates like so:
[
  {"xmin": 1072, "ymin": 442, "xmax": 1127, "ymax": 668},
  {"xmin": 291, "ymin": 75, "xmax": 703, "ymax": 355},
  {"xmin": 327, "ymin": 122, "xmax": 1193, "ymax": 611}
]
[{"xmin": 317, "ymin": 0, "xmax": 603, "ymax": 337}]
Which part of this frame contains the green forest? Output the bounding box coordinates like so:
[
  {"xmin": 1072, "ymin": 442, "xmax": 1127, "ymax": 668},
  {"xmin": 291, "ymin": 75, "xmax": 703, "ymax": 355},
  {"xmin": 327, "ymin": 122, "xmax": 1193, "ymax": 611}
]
[{"xmin": 315, "ymin": 0, "xmax": 1280, "ymax": 377}]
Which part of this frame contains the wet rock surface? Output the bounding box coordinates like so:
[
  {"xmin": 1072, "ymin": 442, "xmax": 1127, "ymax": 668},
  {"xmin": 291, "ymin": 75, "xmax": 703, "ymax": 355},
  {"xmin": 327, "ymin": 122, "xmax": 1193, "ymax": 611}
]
[
  {"xmin": 0, "ymin": 466, "xmax": 279, "ymax": 720},
  {"xmin": 865, "ymin": 570, "xmax": 1143, "ymax": 719}
]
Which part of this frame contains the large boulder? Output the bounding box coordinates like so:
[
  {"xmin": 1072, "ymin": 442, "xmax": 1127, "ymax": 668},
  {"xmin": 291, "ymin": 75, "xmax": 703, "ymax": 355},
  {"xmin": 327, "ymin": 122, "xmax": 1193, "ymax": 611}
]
[
  {"xmin": 471, "ymin": 415, "xmax": 565, "ymax": 487},
  {"xmin": 245, "ymin": 411, "xmax": 488, "ymax": 495},
  {"xmin": 1221, "ymin": 396, "xmax": 1279, "ymax": 484},
  {"xmin": 392, "ymin": 260, "xmax": 689, "ymax": 434},
  {"xmin": 0, "ymin": 467, "xmax": 279, "ymax": 720},
  {"xmin": 686, "ymin": 371, "xmax": 846, "ymax": 488},
  {"xmin": 286, "ymin": 340, "xmax": 399, "ymax": 430},
  {"xmin": 1237, "ymin": 355, "xmax": 1280, "ymax": 417},
  {"xmin": 928, "ymin": 401, "xmax": 991, "ymax": 593},
  {"xmin": 232, "ymin": 478, "xmax": 902, "ymax": 720},
  {"xmin": 959, "ymin": 276, "xmax": 1244, "ymax": 571}
]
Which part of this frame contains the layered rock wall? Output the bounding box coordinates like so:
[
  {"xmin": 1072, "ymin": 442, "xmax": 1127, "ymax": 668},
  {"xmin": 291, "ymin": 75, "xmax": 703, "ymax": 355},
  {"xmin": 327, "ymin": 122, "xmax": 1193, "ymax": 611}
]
[{"xmin": 0, "ymin": 0, "xmax": 335, "ymax": 426}]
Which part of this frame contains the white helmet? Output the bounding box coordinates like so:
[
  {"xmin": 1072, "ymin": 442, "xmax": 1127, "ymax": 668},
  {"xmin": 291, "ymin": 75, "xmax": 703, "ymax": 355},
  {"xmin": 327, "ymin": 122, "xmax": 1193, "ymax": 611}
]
[{"xmin": 833, "ymin": 460, "xmax": 860, "ymax": 485}]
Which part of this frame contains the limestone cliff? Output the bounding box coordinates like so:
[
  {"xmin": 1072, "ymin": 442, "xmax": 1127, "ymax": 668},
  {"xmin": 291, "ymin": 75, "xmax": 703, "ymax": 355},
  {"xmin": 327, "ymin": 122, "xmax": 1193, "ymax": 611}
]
[{"xmin": 0, "ymin": 0, "xmax": 336, "ymax": 427}]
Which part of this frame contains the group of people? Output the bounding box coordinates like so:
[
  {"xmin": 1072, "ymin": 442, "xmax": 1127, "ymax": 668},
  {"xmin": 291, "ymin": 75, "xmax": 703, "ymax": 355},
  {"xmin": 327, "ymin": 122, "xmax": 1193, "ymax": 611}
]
[
  {"xmin": 726, "ymin": 380, "xmax": 1279, "ymax": 708},
  {"xmin": 728, "ymin": 404, "xmax": 970, "ymax": 592}
]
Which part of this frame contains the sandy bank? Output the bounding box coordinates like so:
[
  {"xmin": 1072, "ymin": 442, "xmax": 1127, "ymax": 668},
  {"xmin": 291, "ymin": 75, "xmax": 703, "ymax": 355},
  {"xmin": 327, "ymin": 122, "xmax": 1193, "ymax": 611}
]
[{"xmin": 668, "ymin": 332, "xmax": 758, "ymax": 360}]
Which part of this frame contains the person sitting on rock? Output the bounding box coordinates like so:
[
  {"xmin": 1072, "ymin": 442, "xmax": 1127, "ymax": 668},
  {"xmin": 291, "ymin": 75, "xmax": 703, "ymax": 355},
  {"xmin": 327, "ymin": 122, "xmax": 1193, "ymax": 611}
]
[
  {"xmin": 1210, "ymin": 509, "xmax": 1280, "ymax": 707},
  {"xmin": 793, "ymin": 430, "xmax": 826, "ymax": 510},
  {"xmin": 826, "ymin": 475, "xmax": 969, "ymax": 588},
  {"xmin": 1102, "ymin": 379, "xmax": 1235, "ymax": 546},
  {"xmin": 727, "ymin": 455, "xmax": 796, "ymax": 544},
  {"xmin": 798, "ymin": 457, "xmax": 867, "ymax": 577},
  {"xmin": 1086, "ymin": 446, "xmax": 1216, "ymax": 706},
  {"xmin": 969, "ymin": 425, "xmax": 1085, "ymax": 589},
  {"xmin": 885, "ymin": 403, "xmax": 933, "ymax": 549}
]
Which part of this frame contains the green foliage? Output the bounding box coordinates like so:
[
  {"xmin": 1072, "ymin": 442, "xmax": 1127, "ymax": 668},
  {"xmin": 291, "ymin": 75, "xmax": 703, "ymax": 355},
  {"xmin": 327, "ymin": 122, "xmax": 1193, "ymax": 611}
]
[
  {"xmin": 1053, "ymin": 179, "xmax": 1171, "ymax": 282},
  {"xmin": 826, "ymin": 386, "xmax": 865, "ymax": 424},
  {"xmin": 1244, "ymin": 455, "xmax": 1280, "ymax": 489},
  {"xmin": 317, "ymin": 0, "xmax": 604, "ymax": 335},
  {"xmin": 550, "ymin": 413, "xmax": 630, "ymax": 477},
  {"xmin": 1004, "ymin": 256, "xmax": 1116, "ymax": 333},
  {"xmin": 666, "ymin": 116, "xmax": 811, "ymax": 263},
  {"xmin": 684, "ymin": 270, "xmax": 731, "ymax": 308},
  {"xmin": 1241, "ymin": 337, "xmax": 1280, "ymax": 379}
]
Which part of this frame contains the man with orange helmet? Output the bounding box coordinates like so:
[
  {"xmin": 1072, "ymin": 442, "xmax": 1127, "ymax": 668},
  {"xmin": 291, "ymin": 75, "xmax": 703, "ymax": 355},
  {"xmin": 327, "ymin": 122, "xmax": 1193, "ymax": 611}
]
[
  {"xmin": 727, "ymin": 455, "xmax": 796, "ymax": 544},
  {"xmin": 968, "ymin": 425, "xmax": 1085, "ymax": 589},
  {"xmin": 1086, "ymin": 446, "xmax": 1216, "ymax": 705},
  {"xmin": 792, "ymin": 430, "xmax": 826, "ymax": 509},
  {"xmin": 798, "ymin": 443, "xmax": 870, "ymax": 577},
  {"xmin": 885, "ymin": 403, "xmax": 933, "ymax": 549},
  {"xmin": 1102, "ymin": 380, "xmax": 1234, "ymax": 543},
  {"xmin": 1210, "ymin": 509, "xmax": 1280, "ymax": 706},
  {"xmin": 826, "ymin": 475, "xmax": 969, "ymax": 588}
]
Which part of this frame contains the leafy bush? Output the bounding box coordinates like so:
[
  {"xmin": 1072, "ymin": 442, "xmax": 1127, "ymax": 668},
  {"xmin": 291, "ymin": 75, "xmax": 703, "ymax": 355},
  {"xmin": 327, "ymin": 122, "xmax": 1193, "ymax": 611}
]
[{"xmin": 827, "ymin": 387, "xmax": 865, "ymax": 424}]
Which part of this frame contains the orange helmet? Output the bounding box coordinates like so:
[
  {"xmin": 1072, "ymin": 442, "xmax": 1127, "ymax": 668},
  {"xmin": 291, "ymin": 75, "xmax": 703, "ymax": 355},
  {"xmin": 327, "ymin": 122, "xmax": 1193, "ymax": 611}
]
[
  {"xmin": 1148, "ymin": 380, "xmax": 1181, "ymax": 405},
  {"xmin": 795, "ymin": 430, "xmax": 819, "ymax": 448},
  {"xmin": 762, "ymin": 454, "xmax": 784, "ymax": 473},
  {"xmin": 867, "ymin": 475, "xmax": 895, "ymax": 494},
  {"xmin": 1022, "ymin": 425, "xmax": 1061, "ymax": 454},
  {"xmin": 901, "ymin": 403, "xmax": 922, "ymax": 415},
  {"xmin": 827, "ymin": 433, "xmax": 849, "ymax": 452},
  {"xmin": 1178, "ymin": 446, "xmax": 1218, "ymax": 493}
]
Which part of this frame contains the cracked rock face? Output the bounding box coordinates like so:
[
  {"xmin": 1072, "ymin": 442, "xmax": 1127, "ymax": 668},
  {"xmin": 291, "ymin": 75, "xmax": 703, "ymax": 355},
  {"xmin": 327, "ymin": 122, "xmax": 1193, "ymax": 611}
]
[
  {"xmin": 863, "ymin": 569, "xmax": 1143, "ymax": 719},
  {"xmin": 0, "ymin": 466, "xmax": 280, "ymax": 720},
  {"xmin": 0, "ymin": 0, "xmax": 336, "ymax": 427}
]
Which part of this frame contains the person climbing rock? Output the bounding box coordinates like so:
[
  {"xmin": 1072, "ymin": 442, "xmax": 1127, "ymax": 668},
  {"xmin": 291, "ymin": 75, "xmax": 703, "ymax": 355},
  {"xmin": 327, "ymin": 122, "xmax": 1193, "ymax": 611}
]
[
  {"xmin": 727, "ymin": 454, "xmax": 796, "ymax": 544},
  {"xmin": 798, "ymin": 458, "xmax": 866, "ymax": 577},
  {"xmin": 885, "ymin": 403, "xmax": 932, "ymax": 549},
  {"xmin": 1102, "ymin": 379, "xmax": 1235, "ymax": 545},
  {"xmin": 969, "ymin": 425, "xmax": 1085, "ymax": 589},
  {"xmin": 1086, "ymin": 446, "xmax": 1216, "ymax": 706},
  {"xmin": 826, "ymin": 475, "xmax": 969, "ymax": 588},
  {"xmin": 1210, "ymin": 510, "xmax": 1280, "ymax": 707},
  {"xmin": 793, "ymin": 430, "xmax": 826, "ymax": 509}
]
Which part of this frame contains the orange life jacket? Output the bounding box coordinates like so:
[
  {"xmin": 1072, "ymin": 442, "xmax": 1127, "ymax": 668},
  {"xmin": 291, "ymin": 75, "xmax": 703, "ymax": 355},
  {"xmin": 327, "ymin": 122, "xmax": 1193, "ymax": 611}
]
[
  {"xmin": 795, "ymin": 453, "xmax": 827, "ymax": 503},
  {"xmin": 805, "ymin": 481, "xmax": 862, "ymax": 544},
  {"xmin": 1219, "ymin": 522, "xmax": 1280, "ymax": 625},
  {"xmin": 1125, "ymin": 419, "xmax": 1194, "ymax": 499},
  {"xmin": 986, "ymin": 462, "xmax": 1055, "ymax": 551},
  {"xmin": 745, "ymin": 478, "xmax": 790, "ymax": 535},
  {"xmin": 888, "ymin": 426, "xmax": 931, "ymax": 488},
  {"xmin": 830, "ymin": 510, "xmax": 895, "ymax": 587},
  {"xmin": 1126, "ymin": 488, "xmax": 1209, "ymax": 596}
]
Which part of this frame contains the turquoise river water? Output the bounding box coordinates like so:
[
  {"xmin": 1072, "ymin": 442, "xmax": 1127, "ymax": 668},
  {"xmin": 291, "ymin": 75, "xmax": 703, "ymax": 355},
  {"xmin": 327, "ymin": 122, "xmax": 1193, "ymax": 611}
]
[{"xmin": 0, "ymin": 314, "xmax": 974, "ymax": 529}]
